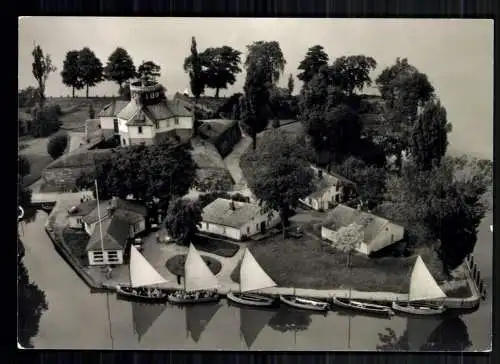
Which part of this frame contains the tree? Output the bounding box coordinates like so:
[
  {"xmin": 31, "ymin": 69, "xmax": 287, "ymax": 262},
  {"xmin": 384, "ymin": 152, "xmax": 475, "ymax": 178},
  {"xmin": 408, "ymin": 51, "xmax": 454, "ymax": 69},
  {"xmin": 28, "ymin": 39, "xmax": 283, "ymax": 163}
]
[
  {"xmin": 120, "ymin": 83, "xmax": 131, "ymax": 100},
  {"xmin": 18, "ymin": 261, "xmax": 48, "ymax": 348},
  {"xmin": 32, "ymin": 44, "xmax": 56, "ymax": 103},
  {"xmin": 189, "ymin": 46, "xmax": 242, "ymax": 98},
  {"xmin": 77, "ymin": 143, "xmax": 197, "ymax": 209},
  {"xmin": 165, "ymin": 197, "xmax": 203, "ymax": 245},
  {"xmin": 18, "ymin": 155, "xmax": 31, "ymax": 178},
  {"xmin": 409, "ymin": 99, "xmax": 452, "ymax": 171},
  {"xmin": 297, "ymin": 45, "xmax": 329, "ymax": 84},
  {"xmin": 30, "ymin": 104, "xmax": 61, "ymax": 138},
  {"xmin": 184, "ymin": 37, "xmax": 205, "ymax": 136},
  {"xmin": 245, "ymin": 41, "xmax": 286, "ymax": 85},
  {"xmin": 287, "ymin": 73, "xmax": 294, "ymax": 96},
  {"xmin": 61, "ymin": 50, "xmax": 84, "ymax": 98},
  {"xmin": 103, "ymin": 47, "xmax": 136, "ymax": 94},
  {"xmin": 375, "ymin": 57, "xmax": 418, "ymax": 106},
  {"xmin": 240, "ymin": 130, "xmax": 315, "ymax": 237},
  {"xmin": 333, "ymin": 223, "xmax": 364, "ymax": 269},
  {"xmin": 331, "ymin": 156, "xmax": 387, "ymax": 209},
  {"xmin": 331, "ymin": 55, "xmax": 377, "ymax": 96},
  {"xmin": 47, "ymin": 131, "xmax": 68, "ymax": 159},
  {"xmin": 77, "ymin": 47, "xmax": 104, "ymax": 98},
  {"xmin": 136, "ymin": 60, "xmax": 161, "ymax": 84},
  {"xmin": 18, "ymin": 86, "xmax": 40, "ymax": 109}
]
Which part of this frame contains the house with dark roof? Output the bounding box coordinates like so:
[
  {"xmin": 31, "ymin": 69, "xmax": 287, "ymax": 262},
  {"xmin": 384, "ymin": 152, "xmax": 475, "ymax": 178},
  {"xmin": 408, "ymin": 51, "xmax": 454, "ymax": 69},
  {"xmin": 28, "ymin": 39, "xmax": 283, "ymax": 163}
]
[
  {"xmin": 199, "ymin": 198, "xmax": 280, "ymax": 240},
  {"xmin": 68, "ymin": 197, "xmax": 148, "ymax": 265},
  {"xmin": 320, "ymin": 204, "xmax": 404, "ymax": 255},
  {"xmin": 299, "ymin": 166, "xmax": 357, "ymax": 211}
]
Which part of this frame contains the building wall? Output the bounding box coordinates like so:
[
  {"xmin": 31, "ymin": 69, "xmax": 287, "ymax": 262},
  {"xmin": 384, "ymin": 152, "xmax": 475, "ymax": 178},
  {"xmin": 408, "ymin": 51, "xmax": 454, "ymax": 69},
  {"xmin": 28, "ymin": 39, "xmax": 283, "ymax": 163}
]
[
  {"xmin": 87, "ymin": 249, "xmax": 124, "ymax": 266},
  {"xmin": 199, "ymin": 222, "xmax": 241, "ymax": 240},
  {"xmin": 100, "ymin": 116, "xmax": 115, "ymax": 131},
  {"xmin": 300, "ymin": 185, "xmax": 344, "ymax": 211},
  {"xmin": 68, "ymin": 216, "xmax": 84, "ymax": 229},
  {"xmin": 129, "ymin": 137, "xmax": 154, "ymax": 146},
  {"xmin": 129, "ymin": 125, "xmax": 154, "ymax": 139},
  {"xmin": 367, "ymin": 223, "xmax": 405, "ymax": 254},
  {"xmin": 129, "ymin": 219, "xmax": 146, "ymax": 237},
  {"xmin": 240, "ymin": 211, "xmax": 280, "ymax": 239}
]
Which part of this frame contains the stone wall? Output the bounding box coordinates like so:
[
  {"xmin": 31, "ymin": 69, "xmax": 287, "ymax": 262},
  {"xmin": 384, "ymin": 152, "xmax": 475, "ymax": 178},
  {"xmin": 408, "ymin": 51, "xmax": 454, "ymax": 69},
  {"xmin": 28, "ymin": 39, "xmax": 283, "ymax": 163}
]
[{"xmin": 41, "ymin": 165, "xmax": 96, "ymax": 192}]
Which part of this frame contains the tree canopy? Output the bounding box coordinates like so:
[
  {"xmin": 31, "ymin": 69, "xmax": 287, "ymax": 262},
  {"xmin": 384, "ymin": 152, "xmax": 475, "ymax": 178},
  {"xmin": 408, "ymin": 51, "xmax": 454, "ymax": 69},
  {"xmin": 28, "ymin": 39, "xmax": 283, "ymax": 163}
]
[
  {"xmin": 76, "ymin": 143, "xmax": 197, "ymax": 208},
  {"xmin": 61, "ymin": 50, "xmax": 84, "ymax": 98},
  {"xmin": 47, "ymin": 131, "xmax": 68, "ymax": 160},
  {"xmin": 104, "ymin": 47, "xmax": 136, "ymax": 92},
  {"xmin": 32, "ymin": 44, "xmax": 57, "ymax": 102},
  {"xmin": 165, "ymin": 197, "xmax": 203, "ymax": 245},
  {"xmin": 241, "ymin": 130, "xmax": 315, "ymax": 236},
  {"xmin": 245, "ymin": 41, "xmax": 286, "ymax": 85},
  {"xmin": 136, "ymin": 60, "xmax": 161, "ymax": 84},
  {"xmin": 287, "ymin": 73, "xmax": 295, "ymax": 96},
  {"xmin": 77, "ymin": 47, "xmax": 104, "ymax": 98},
  {"xmin": 297, "ymin": 45, "xmax": 329, "ymax": 84},
  {"xmin": 330, "ymin": 55, "xmax": 377, "ymax": 96}
]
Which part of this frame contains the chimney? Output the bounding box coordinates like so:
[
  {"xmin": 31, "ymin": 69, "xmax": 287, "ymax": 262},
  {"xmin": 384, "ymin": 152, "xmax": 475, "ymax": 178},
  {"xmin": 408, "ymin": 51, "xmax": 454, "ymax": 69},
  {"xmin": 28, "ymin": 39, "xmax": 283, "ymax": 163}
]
[{"xmin": 229, "ymin": 200, "xmax": 235, "ymax": 211}]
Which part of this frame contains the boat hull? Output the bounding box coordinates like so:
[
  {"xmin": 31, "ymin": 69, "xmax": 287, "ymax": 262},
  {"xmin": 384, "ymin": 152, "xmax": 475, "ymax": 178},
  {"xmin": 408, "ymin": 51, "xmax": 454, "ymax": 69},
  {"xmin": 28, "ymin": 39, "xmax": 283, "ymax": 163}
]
[
  {"xmin": 226, "ymin": 291, "xmax": 275, "ymax": 307},
  {"xmin": 279, "ymin": 295, "xmax": 329, "ymax": 312},
  {"xmin": 168, "ymin": 293, "xmax": 220, "ymax": 304},
  {"xmin": 116, "ymin": 285, "xmax": 169, "ymax": 301},
  {"xmin": 392, "ymin": 301, "xmax": 446, "ymax": 316},
  {"xmin": 332, "ymin": 296, "xmax": 394, "ymax": 317}
]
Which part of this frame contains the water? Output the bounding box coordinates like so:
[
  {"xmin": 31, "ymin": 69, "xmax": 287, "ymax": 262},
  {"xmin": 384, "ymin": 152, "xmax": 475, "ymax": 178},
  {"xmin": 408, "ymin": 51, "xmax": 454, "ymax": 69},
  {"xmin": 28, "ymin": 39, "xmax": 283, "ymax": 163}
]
[{"xmin": 20, "ymin": 210, "xmax": 492, "ymax": 351}]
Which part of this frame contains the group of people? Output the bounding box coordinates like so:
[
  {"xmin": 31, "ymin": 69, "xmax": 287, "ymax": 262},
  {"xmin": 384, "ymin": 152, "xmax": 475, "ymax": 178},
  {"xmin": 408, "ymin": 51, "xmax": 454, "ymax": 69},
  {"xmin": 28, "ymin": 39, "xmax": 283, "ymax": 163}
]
[
  {"xmin": 171, "ymin": 289, "xmax": 218, "ymax": 300},
  {"xmin": 129, "ymin": 286, "xmax": 164, "ymax": 298}
]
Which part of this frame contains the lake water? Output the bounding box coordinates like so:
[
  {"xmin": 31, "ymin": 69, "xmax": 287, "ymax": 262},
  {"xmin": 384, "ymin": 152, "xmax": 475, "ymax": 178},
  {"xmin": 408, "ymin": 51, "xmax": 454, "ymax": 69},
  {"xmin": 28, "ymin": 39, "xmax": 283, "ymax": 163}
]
[{"xmin": 20, "ymin": 210, "xmax": 492, "ymax": 351}]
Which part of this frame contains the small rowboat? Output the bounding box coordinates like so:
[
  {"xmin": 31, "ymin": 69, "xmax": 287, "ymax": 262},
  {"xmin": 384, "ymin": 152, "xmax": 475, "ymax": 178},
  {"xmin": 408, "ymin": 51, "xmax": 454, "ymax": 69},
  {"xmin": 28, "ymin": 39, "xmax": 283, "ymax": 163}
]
[
  {"xmin": 116, "ymin": 284, "xmax": 169, "ymax": 301},
  {"xmin": 332, "ymin": 296, "xmax": 394, "ymax": 317},
  {"xmin": 392, "ymin": 301, "xmax": 446, "ymax": 316},
  {"xmin": 168, "ymin": 292, "xmax": 220, "ymax": 304},
  {"xmin": 279, "ymin": 295, "xmax": 329, "ymax": 312},
  {"xmin": 227, "ymin": 291, "xmax": 276, "ymax": 307}
]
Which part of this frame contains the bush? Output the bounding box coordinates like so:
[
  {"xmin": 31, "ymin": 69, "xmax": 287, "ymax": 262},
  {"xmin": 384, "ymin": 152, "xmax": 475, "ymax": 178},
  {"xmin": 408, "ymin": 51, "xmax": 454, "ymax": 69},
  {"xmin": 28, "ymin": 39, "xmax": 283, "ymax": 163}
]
[
  {"xmin": 53, "ymin": 104, "xmax": 62, "ymax": 116},
  {"xmin": 47, "ymin": 131, "xmax": 69, "ymax": 160},
  {"xmin": 165, "ymin": 254, "xmax": 222, "ymax": 277},
  {"xmin": 31, "ymin": 104, "xmax": 62, "ymax": 137}
]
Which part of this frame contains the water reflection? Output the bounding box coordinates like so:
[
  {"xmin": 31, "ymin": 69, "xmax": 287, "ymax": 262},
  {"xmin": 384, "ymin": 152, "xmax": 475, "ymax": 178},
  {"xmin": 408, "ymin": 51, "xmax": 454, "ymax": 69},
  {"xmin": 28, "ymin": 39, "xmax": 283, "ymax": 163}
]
[
  {"xmin": 268, "ymin": 305, "xmax": 314, "ymax": 333},
  {"xmin": 185, "ymin": 302, "xmax": 222, "ymax": 343},
  {"xmin": 377, "ymin": 314, "xmax": 472, "ymax": 351},
  {"xmin": 130, "ymin": 300, "xmax": 169, "ymax": 342},
  {"xmin": 227, "ymin": 302, "xmax": 276, "ymax": 349}
]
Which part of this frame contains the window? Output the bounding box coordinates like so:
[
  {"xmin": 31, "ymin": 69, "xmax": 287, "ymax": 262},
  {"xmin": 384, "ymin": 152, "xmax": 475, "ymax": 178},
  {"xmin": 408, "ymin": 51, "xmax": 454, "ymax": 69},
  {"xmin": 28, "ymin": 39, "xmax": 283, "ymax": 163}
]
[
  {"xmin": 155, "ymin": 121, "xmax": 159, "ymax": 129},
  {"xmin": 256, "ymin": 224, "xmax": 259, "ymax": 230},
  {"xmin": 92, "ymin": 251, "xmax": 104, "ymax": 263},
  {"xmin": 247, "ymin": 227, "xmax": 250, "ymax": 234},
  {"xmin": 122, "ymin": 139, "xmax": 126, "ymax": 146},
  {"xmin": 166, "ymin": 120, "xmax": 170, "ymax": 128},
  {"xmin": 138, "ymin": 126, "xmax": 143, "ymax": 134},
  {"xmin": 222, "ymin": 227, "xmax": 226, "ymax": 234},
  {"xmin": 134, "ymin": 222, "xmax": 142, "ymax": 232},
  {"xmin": 76, "ymin": 217, "xmax": 82, "ymax": 224},
  {"xmin": 107, "ymin": 251, "xmax": 120, "ymax": 263},
  {"xmin": 174, "ymin": 117, "xmax": 179, "ymax": 125}
]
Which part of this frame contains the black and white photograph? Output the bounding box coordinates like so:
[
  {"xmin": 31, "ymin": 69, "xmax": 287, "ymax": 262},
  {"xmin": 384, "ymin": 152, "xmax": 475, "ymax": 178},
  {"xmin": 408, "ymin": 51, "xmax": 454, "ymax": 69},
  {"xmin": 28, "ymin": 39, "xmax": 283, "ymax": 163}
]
[{"xmin": 17, "ymin": 17, "xmax": 493, "ymax": 351}]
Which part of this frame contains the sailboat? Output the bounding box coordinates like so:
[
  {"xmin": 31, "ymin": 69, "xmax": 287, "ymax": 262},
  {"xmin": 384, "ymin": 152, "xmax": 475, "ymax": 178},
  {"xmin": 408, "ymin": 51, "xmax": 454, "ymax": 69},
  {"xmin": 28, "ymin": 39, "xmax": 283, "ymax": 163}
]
[
  {"xmin": 167, "ymin": 243, "xmax": 220, "ymax": 304},
  {"xmin": 116, "ymin": 245, "xmax": 170, "ymax": 301},
  {"xmin": 279, "ymin": 289, "xmax": 329, "ymax": 312},
  {"xmin": 392, "ymin": 255, "xmax": 447, "ymax": 315},
  {"xmin": 226, "ymin": 248, "xmax": 277, "ymax": 307}
]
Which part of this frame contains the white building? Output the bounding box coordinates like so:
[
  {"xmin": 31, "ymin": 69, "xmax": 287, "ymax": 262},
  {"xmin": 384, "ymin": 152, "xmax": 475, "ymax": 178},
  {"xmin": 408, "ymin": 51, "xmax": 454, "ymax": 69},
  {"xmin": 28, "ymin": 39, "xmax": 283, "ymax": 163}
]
[
  {"xmin": 98, "ymin": 80, "xmax": 194, "ymax": 147},
  {"xmin": 320, "ymin": 204, "xmax": 405, "ymax": 255},
  {"xmin": 299, "ymin": 166, "xmax": 357, "ymax": 211},
  {"xmin": 199, "ymin": 198, "xmax": 280, "ymax": 240}
]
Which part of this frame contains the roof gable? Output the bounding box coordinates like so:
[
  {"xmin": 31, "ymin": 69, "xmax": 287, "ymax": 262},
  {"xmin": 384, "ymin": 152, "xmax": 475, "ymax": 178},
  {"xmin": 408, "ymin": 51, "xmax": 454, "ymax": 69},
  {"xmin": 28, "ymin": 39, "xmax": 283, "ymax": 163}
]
[
  {"xmin": 85, "ymin": 215, "xmax": 130, "ymax": 252},
  {"xmin": 202, "ymin": 198, "xmax": 266, "ymax": 228}
]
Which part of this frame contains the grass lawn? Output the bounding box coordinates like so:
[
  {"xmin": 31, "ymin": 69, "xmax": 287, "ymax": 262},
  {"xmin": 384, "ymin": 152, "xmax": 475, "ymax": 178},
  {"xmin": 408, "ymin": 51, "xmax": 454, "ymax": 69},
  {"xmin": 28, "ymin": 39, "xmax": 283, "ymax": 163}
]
[
  {"xmin": 230, "ymin": 234, "xmax": 452, "ymax": 294},
  {"xmin": 192, "ymin": 233, "xmax": 240, "ymax": 258},
  {"xmin": 62, "ymin": 227, "xmax": 90, "ymax": 266},
  {"xmin": 165, "ymin": 254, "xmax": 222, "ymax": 277},
  {"xmin": 21, "ymin": 153, "xmax": 54, "ymax": 187}
]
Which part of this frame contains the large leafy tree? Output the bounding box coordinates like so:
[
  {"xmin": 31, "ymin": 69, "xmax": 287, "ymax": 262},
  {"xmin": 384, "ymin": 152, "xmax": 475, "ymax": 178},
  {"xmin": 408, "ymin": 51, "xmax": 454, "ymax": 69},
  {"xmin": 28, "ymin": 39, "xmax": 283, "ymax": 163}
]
[
  {"xmin": 136, "ymin": 60, "xmax": 161, "ymax": 84},
  {"xmin": 61, "ymin": 50, "xmax": 84, "ymax": 98},
  {"xmin": 409, "ymin": 99, "xmax": 452, "ymax": 171},
  {"xmin": 245, "ymin": 41, "xmax": 286, "ymax": 85},
  {"xmin": 77, "ymin": 143, "xmax": 197, "ymax": 209},
  {"xmin": 77, "ymin": 47, "xmax": 104, "ymax": 98},
  {"xmin": 297, "ymin": 45, "xmax": 329, "ymax": 84},
  {"xmin": 32, "ymin": 44, "xmax": 57, "ymax": 103},
  {"xmin": 375, "ymin": 57, "xmax": 418, "ymax": 106},
  {"xmin": 241, "ymin": 130, "xmax": 315, "ymax": 237},
  {"xmin": 103, "ymin": 47, "xmax": 136, "ymax": 94},
  {"xmin": 164, "ymin": 197, "xmax": 203, "ymax": 245},
  {"xmin": 331, "ymin": 55, "xmax": 377, "ymax": 96},
  {"xmin": 189, "ymin": 45, "xmax": 242, "ymax": 98},
  {"xmin": 18, "ymin": 261, "xmax": 48, "ymax": 348}
]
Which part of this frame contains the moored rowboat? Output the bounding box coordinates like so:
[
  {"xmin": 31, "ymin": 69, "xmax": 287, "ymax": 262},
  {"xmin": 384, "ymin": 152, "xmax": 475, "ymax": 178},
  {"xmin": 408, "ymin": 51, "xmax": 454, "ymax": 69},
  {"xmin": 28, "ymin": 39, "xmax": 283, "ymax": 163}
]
[
  {"xmin": 279, "ymin": 295, "xmax": 329, "ymax": 312},
  {"xmin": 332, "ymin": 296, "xmax": 394, "ymax": 316},
  {"xmin": 227, "ymin": 291, "xmax": 276, "ymax": 307},
  {"xmin": 392, "ymin": 301, "xmax": 446, "ymax": 316},
  {"xmin": 168, "ymin": 292, "xmax": 220, "ymax": 304}
]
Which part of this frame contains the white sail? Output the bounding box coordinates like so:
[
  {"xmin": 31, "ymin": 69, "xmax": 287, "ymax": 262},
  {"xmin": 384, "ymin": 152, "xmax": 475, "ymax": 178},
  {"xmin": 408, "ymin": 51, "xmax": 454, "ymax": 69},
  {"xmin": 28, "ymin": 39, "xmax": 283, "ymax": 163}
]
[
  {"xmin": 240, "ymin": 248, "xmax": 277, "ymax": 293},
  {"xmin": 130, "ymin": 245, "xmax": 169, "ymax": 288},
  {"xmin": 409, "ymin": 256, "xmax": 446, "ymax": 302},
  {"xmin": 184, "ymin": 243, "xmax": 220, "ymax": 292}
]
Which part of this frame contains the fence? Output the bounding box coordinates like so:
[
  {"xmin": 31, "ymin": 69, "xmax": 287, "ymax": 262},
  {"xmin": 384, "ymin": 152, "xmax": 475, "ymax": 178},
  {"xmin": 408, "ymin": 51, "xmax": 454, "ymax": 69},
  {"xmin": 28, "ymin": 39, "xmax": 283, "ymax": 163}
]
[{"xmin": 465, "ymin": 254, "xmax": 488, "ymax": 300}]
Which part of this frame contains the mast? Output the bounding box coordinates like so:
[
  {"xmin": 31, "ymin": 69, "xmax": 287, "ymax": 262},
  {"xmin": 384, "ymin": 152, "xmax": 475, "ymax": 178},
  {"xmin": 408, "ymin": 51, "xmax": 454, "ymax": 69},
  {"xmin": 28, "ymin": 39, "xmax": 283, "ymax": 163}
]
[{"xmin": 94, "ymin": 180, "xmax": 106, "ymax": 266}]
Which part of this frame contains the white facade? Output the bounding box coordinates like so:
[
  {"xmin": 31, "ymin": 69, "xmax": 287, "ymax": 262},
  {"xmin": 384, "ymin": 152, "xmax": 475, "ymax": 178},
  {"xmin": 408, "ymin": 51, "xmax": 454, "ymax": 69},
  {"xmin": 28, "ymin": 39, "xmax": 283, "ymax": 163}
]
[
  {"xmin": 199, "ymin": 212, "xmax": 280, "ymax": 241},
  {"xmin": 88, "ymin": 250, "xmax": 124, "ymax": 266},
  {"xmin": 100, "ymin": 116, "xmax": 117, "ymax": 132},
  {"xmin": 300, "ymin": 185, "xmax": 344, "ymax": 211},
  {"xmin": 68, "ymin": 215, "xmax": 84, "ymax": 229}
]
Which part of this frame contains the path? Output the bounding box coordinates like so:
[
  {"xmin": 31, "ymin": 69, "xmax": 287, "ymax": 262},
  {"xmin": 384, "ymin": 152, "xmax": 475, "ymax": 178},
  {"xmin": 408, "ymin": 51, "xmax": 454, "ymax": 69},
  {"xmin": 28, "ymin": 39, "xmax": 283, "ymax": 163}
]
[
  {"xmin": 68, "ymin": 132, "xmax": 86, "ymax": 152},
  {"xmin": 223, "ymin": 135, "xmax": 254, "ymax": 200}
]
